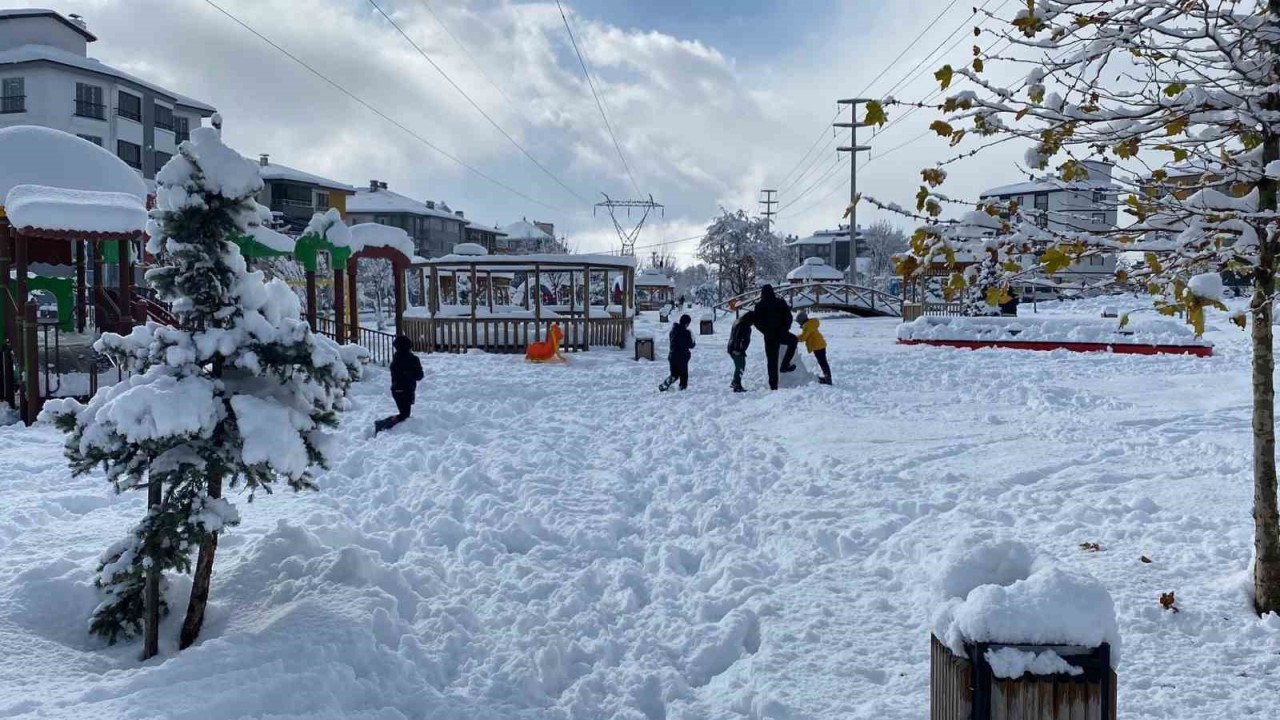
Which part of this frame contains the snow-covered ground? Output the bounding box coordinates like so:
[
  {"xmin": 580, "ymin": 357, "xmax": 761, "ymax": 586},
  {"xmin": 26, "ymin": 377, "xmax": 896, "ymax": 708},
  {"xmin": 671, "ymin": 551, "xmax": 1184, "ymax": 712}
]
[{"xmin": 1, "ymin": 296, "xmax": 1278, "ymax": 719}]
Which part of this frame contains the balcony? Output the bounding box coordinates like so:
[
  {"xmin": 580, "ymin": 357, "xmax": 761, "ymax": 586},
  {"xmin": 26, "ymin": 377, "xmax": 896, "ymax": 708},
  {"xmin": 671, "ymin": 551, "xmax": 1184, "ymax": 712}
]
[
  {"xmin": 74, "ymin": 100, "xmax": 105, "ymax": 120},
  {"xmin": 116, "ymin": 106, "xmax": 141, "ymax": 122},
  {"xmin": 0, "ymin": 95, "xmax": 24, "ymax": 114}
]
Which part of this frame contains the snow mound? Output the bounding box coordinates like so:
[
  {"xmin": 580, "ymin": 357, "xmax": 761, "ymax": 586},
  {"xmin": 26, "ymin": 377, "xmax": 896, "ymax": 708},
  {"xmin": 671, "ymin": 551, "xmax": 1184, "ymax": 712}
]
[
  {"xmin": 1188, "ymin": 272, "xmax": 1225, "ymax": 302},
  {"xmin": 898, "ymin": 315, "xmax": 1211, "ymax": 347},
  {"xmin": 931, "ymin": 539, "xmax": 1120, "ymax": 667},
  {"xmin": 985, "ymin": 647, "xmax": 1083, "ymax": 679},
  {"xmin": 0, "ymin": 125, "xmax": 147, "ymax": 201},
  {"xmin": 4, "ymin": 184, "xmax": 147, "ymax": 235}
]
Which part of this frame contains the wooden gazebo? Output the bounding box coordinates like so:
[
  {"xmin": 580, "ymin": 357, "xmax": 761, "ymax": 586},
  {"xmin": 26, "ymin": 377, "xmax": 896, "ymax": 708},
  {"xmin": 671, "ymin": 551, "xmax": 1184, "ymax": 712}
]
[
  {"xmin": 634, "ymin": 268, "xmax": 675, "ymax": 311},
  {"xmin": 899, "ymin": 253, "xmax": 978, "ymax": 321},
  {"xmin": 407, "ymin": 253, "xmax": 636, "ymax": 353}
]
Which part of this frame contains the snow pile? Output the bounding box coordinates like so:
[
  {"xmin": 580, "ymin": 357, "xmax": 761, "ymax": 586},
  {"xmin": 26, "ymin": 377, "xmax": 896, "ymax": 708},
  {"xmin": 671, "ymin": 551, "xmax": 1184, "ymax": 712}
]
[
  {"xmin": 932, "ymin": 538, "xmax": 1120, "ymax": 667},
  {"xmin": 1188, "ymin": 272, "xmax": 1225, "ymax": 302},
  {"xmin": 4, "ymin": 184, "xmax": 146, "ymax": 235},
  {"xmin": 898, "ymin": 315, "xmax": 1212, "ymax": 347},
  {"xmin": 0, "ymin": 125, "xmax": 147, "ymax": 201},
  {"xmin": 985, "ymin": 647, "xmax": 1084, "ymax": 679},
  {"xmin": 302, "ymin": 207, "xmax": 351, "ymax": 248},
  {"xmin": 348, "ymin": 223, "xmax": 416, "ymax": 258}
]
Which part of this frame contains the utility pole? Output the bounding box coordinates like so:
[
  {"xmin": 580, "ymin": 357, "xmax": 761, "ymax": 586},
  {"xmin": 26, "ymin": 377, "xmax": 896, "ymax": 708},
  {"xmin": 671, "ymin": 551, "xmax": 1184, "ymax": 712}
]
[
  {"xmin": 836, "ymin": 99, "xmax": 873, "ymax": 283},
  {"xmin": 758, "ymin": 189, "xmax": 778, "ymax": 230}
]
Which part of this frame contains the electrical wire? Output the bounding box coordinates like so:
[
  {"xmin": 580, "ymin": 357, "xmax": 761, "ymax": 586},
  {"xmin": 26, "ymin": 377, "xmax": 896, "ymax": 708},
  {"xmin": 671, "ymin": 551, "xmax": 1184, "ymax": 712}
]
[
  {"xmin": 202, "ymin": 0, "xmax": 566, "ymax": 212},
  {"xmin": 555, "ymin": 0, "xmax": 643, "ymax": 197},
  {"xmin": 366, "ymin": 0, "xmax": 593, "ymax": 205}
]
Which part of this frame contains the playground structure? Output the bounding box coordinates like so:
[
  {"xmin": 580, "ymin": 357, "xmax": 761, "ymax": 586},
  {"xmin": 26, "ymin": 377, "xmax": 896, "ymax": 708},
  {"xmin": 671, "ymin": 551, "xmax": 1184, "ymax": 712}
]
[
  {"xmin": 524, "ymin": 324, "xmax": 565, "ymax": 363},
  {"xmin": 715, "ymin": 281, "xmax": 902, "ymax": 319},
  {"xmin": 0, "ymin": 126, "xmax": 156, "ymax": 424},
  {"xmin": 405, "ymin": 253, "xmax": 636, "ymax": 354},
  {"xmin": 633, "ymin": 268, "xmax": 675, "ymax": 311}
]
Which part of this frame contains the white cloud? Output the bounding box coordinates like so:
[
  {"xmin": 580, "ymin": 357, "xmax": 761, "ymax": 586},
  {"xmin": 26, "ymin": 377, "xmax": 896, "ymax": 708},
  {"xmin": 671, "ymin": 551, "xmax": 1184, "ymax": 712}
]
[{"xmin": 9, "ymin": 0, "xmax": 1038, "ymax": 264}]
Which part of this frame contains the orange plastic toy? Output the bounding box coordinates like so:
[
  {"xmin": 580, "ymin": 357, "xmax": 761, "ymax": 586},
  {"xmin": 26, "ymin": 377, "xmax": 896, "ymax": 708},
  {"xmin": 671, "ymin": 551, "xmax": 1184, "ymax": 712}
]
[{"xmin": 525, "ymin": 325, "xmax": 566, "ymax": 363}]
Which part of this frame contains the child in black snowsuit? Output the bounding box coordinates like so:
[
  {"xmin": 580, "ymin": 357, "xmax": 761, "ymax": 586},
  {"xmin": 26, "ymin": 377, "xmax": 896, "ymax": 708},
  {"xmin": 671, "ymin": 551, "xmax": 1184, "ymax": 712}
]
[
  {"xmin": 375, "ymin": 335, "xmax": 424, "ymax": 434},
  {"xmin": 660, "ymin": 314, "xmax": 696, "ymax": 391},
  {"xmin": 727, "ymin": 310, "xmax": 755, "ymax": 392}
]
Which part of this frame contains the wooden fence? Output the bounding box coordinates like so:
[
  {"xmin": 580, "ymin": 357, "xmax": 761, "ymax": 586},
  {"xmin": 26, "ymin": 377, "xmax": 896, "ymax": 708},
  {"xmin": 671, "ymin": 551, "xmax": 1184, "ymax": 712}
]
[{"xmin": 402, "ymin": 316, "xmax": 631, "ymax": 354}]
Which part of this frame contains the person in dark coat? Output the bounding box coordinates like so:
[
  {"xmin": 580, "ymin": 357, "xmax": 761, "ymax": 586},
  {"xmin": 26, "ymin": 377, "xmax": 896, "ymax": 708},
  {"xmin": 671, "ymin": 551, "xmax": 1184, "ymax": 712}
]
[
  {"xmin": 660, "ymin": 314, "xmax": 696, "ymax": 391},
  {"xmin": 751, "ymin": 284, "xmax": 799, "ymax": 390},
  {"xmin": 375, "ymin": 335, "xmax": 424, "ymax": 434},
  {"xmin": 727, "ymin": 310, "xmax": 755, "ymax": 392}
]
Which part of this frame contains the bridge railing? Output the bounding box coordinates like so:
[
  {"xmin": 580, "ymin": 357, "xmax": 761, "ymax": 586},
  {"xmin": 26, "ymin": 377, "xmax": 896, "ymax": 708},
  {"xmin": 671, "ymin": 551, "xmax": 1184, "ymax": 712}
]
[{"xmin": 714, "ymin": 282, "xmax": 902, "ymax": 318}]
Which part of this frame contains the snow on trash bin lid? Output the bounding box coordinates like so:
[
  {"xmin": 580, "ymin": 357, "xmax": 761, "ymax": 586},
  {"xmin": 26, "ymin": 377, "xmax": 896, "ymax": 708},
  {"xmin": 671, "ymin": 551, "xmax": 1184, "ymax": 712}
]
[
  {"xmin": 634, "ymin": 329, "xmax": 654, "ymax": 341},
  {"xmin": 931, "ymin": 537, "xmax": 1120, "ymax": 668}
]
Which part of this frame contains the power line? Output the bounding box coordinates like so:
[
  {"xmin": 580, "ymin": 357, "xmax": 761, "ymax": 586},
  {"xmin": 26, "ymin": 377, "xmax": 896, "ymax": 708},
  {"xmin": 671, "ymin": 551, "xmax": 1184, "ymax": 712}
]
[
  {"xmin": 777, "ymin": 107, "xmax": 844, "ymax": 192},
  {"xmin": 555, "ymin": 0, "xmax": 643, "ymax": 197},
  {"xmin": 879, "ymin": 0, "xmax": 1007, "ymax": 101},
  {"xmin": 366, "ymin": 0, "xmax": 593, "ymax": 205},
  {"xmin": 854, "ymin": 0, "xmax": 962, "ymax": 99},
  {"xmin": 780, "ymin": 127, "xmax": 839, "ymax": 196},
  {"xmin": 412, "ymin": 0, "xmax": 516, "ymax": 106},
  {"xmin": 201, "ymin": 0, "xmax": 565, "ymax": 212}
]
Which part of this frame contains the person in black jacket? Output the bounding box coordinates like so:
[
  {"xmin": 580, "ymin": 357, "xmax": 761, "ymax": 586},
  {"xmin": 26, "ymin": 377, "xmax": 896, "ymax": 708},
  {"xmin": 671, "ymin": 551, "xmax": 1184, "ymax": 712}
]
[
  {"xmin": 751, "ymin": 284, "xmax": 799, "ymax": 390},
  {"xmin": 660, "ymin": 314, "xmax": 696, "ymax": 391},
  {"xmin": 727, "ymin": 310, "xmax": 755, "ymax": 392},
  {"xmin": 375, "ymin": 335, "xmax": 424, "ymax": 434}
]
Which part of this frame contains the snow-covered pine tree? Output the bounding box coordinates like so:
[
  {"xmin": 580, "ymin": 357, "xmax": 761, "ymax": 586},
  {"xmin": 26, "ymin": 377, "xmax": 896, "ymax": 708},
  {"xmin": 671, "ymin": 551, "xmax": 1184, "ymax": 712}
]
[
  {"xmin": 41, "ymin": 127, "xmax": 364, "ymax": 657},
  {"xmin": 860, "ymin": 0, "xmax": 1280, "ymax": 614}
]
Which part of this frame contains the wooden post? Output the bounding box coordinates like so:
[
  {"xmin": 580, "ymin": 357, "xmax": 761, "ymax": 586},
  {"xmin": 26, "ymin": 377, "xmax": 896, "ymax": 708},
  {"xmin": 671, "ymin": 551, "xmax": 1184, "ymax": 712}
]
[
  {"xmin": 0, "ymin": 222, "xmax": 12, "ymax": 349},
  {"xmin": 118, "ymin": 235, "xmax": 132, "ymax": 329},
  {"xmin": 583, "ymin": 267, "xmax": 592, "ymax": 320},
  {"xmin": 347, "ymin": 261, "xmax": 359, "ymax": 337},
  {"xmin": 22, "ymin": 300, "xmax": 38, "ymax": 425},
  {"xmin": 487, "ymin": 271, "xmax": 495, "ymax": 314},
  {"xmin": 89, "ymin": 239, "xmax": 101, "ymax": 330},
  {"xmin": 534, "ymin": 264, "xmax": 542, "ymax": 325},
  {"xmin": 14, "ymin": 233, "xmax": 28, "ymax": 347},
  {"xmin": 418, "ymin": 267, "xmax": 427, "ymax": 311},
  {"xmin": 75, "ymin": 240, "xmax": 86, "ymax": 333},
  {"xmin": 569, "ymin": 271, "xmax": 576, "ymax": 314},
  {"xmin": 305, "ymin": 269, "xmax": 317, "ymax": 330},
  {"xmin": 430, "ymin": 265, "xmax": 440, "ymax": 317},
  {"xmin": 394, "ymin": 263, "xmax": 405, "ymax": 335},
  {"xmin": 333, "ymin": 260, "xmax": 347, "ymax": 345},
  {"xmin": 469, "ymin": 262, "xmax": 478, "ymax": 320}
]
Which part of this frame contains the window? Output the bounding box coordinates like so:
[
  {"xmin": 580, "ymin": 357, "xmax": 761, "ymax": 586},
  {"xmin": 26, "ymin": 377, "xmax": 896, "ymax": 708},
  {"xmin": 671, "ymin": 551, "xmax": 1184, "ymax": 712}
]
[
  {"xmin": 117, "ymin": 140, "xmax": 142, "ymax": 169},
  {"xmin": 1088, "ymin": 255, "xmax": 1105, "ymax": 267},
  {"xmin": 1033, "ymin": 192, "xmax": 1049, "ymax": 211},
  {"xmin": 75, "ymin": 83, "xmax": 105, "ymax": 119},
  {"xmin": 77, "ymin": 134, "xmax": 103, "ymax": 146},
  {"xmin": 1092, "ymin": 212, "xmax": 1107, "ymax": 226},
  {"xmin": 314, "ymin": 191, "xmax": 329, "ymax": 210},
  {"xmin": 154, "ymin": 150, "xmax": 172, "ymax": 170},
  {"xmin": 1, "ymin": 77, "xmax": 24, "ymax": 114},
  {"xmin": 117, "ymin": 91, "xmax": 141, "ymax": 122},
  {"xmin": 154, "ymin": 104, "xmax": 174, "ymax": 131},
  {"xmin": 174, "ymin": 116, "xmax": 190, "ymax": 143},
  {"xmin": 1092, "ymin": 189, "xmax": 1105, "ymax": 204}
]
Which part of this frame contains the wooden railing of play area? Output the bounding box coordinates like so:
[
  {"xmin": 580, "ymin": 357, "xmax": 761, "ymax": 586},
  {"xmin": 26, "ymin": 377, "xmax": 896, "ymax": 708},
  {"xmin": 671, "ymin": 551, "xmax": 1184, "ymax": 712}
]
[{"xmin": 401, "ymin": 316, "xmax": 631, "ymax": 355}]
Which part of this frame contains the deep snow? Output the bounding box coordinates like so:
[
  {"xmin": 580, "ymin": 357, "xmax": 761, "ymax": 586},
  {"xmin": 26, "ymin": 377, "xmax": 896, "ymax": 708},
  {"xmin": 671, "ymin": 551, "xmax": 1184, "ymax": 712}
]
[{"xmin": 1, "ymin": 297, "xmax": 1278, "ymax": 719}]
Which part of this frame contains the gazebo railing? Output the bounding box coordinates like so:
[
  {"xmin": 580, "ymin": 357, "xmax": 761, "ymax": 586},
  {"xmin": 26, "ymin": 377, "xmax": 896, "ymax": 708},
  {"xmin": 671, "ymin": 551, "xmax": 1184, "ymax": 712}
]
[{"xmin": 403, "ymin": 316, "xmax": 630, "ymax": 354}]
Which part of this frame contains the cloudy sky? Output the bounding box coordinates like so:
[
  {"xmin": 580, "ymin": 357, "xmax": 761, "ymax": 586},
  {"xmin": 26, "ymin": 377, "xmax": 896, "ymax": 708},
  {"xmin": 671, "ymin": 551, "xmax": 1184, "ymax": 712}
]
[{"xmin": 21, "ymin": 0, "xmax": 1033, "ymax": 262}]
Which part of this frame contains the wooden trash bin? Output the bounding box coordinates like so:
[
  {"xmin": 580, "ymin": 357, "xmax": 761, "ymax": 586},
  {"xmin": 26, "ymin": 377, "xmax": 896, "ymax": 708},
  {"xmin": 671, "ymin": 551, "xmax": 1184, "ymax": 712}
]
[
  {"xmin": 931, "ymin": 635, "xmax": 1116, "ymax": 720},
  {"xmin": 699, "ymin": 318, "xmax": 714, "ymax": 335},
  {"xmin": 634, "ymin": 336, "xmax": 655, "ymax": 361},
  {"xmin": 659, "ymin": 308, "xmax": 670, "ymax": 323}
]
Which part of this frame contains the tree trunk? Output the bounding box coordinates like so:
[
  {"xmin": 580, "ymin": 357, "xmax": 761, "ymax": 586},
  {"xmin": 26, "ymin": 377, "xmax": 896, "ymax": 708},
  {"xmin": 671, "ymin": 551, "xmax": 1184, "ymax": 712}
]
[
  {"xmin": 179, "ymin": 471, "xmax": 221, "ymax": 649},
  {"xmin": 142, "ymin": 477, "xmax": 162, "ymax": 660},
  {"xmin": 1254, "ymin": 25, "xmax": 1280, "ymax": 614}
]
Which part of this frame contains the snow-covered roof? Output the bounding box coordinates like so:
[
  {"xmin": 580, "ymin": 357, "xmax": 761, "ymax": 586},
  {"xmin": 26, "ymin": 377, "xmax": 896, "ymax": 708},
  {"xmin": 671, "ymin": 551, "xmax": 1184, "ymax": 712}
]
[
  {"xmin": 981, "ymin": 176, "xmax": 1119, "ymax": 197},
  {"xmin": 0, "ymin": 9, "xmax": 97, "ymax": 40},
  {"xmin": 635, "ymin": 269, "xmax": 674, "ymax": 287},
  {"xmin": 451, "ymin": 242, "xmax": 488, "ymax": 256},
  {"xmin": 346, "ymin": 188, "xmax": 463, "ymax": 220},
  {"xmin": 348, "ymin": 223, "xmax": 415, "ymax": 258},
  {"xmin": 786, "ymin": 228, "xmax": 857, "ymax": 246},
  {"xmin": 0, "ymin": 125, "xmax": 147, "ymax": 202},
  {"xmin": 500, "ymin": 219, "xmax": 554, "ymax": 241},
  {"xmin": 0, "ymin": 44, "xmax": 215, "ymax": 113},
  {"xmin": 5, "ymin": 184, "xmax": 146, "ymax": 235},
  {"xmin": 787, "ymin": 257, "xmax": 844, "ymax": 281},
  {"xmin": 466, "ymin": 221, "xmax": 507, "ymax": 236},
  {"xmin": 258, "ymin": 163, "xmax": 355, "ymax": 194},
  {"xmin": 423, "ymin": 252, "xmax": 635, "ymax": 271}
]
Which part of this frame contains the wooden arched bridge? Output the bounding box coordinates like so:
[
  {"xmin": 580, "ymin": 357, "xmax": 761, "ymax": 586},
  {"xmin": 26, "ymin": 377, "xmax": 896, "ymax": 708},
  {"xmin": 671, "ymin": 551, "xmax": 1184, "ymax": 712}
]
[{"xmin": 714, "ymin": 282, "xmax": 902, "ymax": 319}]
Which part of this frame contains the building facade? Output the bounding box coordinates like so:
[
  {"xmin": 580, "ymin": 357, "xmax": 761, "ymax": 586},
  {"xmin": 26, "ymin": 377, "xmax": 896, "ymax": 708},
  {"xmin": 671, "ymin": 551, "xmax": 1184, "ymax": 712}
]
[
  {"xmin": 346, "ymin": 181, "xmax": 473, "ymax": 259},
  {"xmin": 499, "ymin": 219, "xmax": 566, "ymax": 254},
  {"xmin": 979, "ymin": 160, "xmax": 1119, "ymax": 281},
  {"xmin": 0, "ymin": 9, "xmax": 216, "ymax": 179},
  {"xmin": 464, "ymin": 222, "xmax": 507, "ymax": 254},
  {"xmin": 254, "ymin": 154, "xmax": 355, "ymax": 233},
  {"xmin": 786, "ymin": 226, "xmax": 869, "ymax": 275}
]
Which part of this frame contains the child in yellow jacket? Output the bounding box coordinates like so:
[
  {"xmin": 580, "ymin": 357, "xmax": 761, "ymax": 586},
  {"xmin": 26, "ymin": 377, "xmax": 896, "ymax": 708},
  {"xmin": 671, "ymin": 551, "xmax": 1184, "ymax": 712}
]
[{"xmin": 795, "ymin": 311, "xmax": 832, "ymax": 385}]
